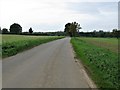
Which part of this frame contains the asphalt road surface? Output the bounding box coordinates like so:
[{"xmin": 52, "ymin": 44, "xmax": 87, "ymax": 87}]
[{"xmin": 3, "ymin": 37, "xmax": 95, "ymax": 88}]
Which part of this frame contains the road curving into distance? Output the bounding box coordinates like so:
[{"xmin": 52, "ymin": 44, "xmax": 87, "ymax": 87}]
[{"xmin": 3, "ymin": 37, "xmax": 96, "ymax": 88}]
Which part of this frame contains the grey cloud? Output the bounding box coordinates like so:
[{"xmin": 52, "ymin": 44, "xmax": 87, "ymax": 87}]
[{"xmin": 66, "ymin": 2, "xmax": 117, "ymax": 14}]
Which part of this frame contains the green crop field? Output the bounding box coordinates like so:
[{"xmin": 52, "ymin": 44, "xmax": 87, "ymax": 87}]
[
  {"xmin": 77, "ymin": 37, "xmax": 118, "ymax": 53},
  {"xmin": 71, "ymin": 37, "xmax": 119, "ymax": 89},
  {"xmin": 2, "ymin": 35, "xmax": 64, "ymax": 58}
]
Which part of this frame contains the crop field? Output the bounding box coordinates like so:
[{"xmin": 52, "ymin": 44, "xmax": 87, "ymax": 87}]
[
  {"xmin": 77, "ymin": 37, "xmax": 118, "ymax": 53},
  {"xmin": 2, "ymin": 35, "xmax": 64, "ymax": 58},
  {"xmin": 71, "ymin": 37, "xmax": 119, "ymax": 89}
]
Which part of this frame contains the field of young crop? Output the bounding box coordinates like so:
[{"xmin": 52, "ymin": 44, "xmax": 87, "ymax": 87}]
[
  {"xmin": 71, "ymin": 37, "xmax": 119, "ymax": 89},
  {"xmin": 78, "ymin": 37, "xmax": 118, "ymax": 53},
  {"xmin": 2, "ymin": 35, "xmax": 64, "ymax": 58}
]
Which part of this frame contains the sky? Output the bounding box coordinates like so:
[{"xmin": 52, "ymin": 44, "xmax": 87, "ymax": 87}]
[{"xmin": 0, "ymin": 0, "xmax": 119, "ymax": 32}]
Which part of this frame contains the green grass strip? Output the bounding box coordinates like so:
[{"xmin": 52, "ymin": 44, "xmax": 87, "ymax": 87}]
[{"xmin": 71, "ymin": 37, "xmax": 119, "ymax": 90}]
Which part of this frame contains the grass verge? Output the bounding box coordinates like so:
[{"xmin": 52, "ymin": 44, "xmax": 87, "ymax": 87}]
[{"xmin": 71, "ymin": 37, "xmax": 119, "ymax": 90}]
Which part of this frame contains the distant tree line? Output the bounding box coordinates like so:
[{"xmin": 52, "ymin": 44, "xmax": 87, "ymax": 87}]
[
  {"xmin": 0, "ymin": 22, "xmax": 120, "ymax": 38},
  {"xmin": 0, "ymin": 23, "xmax": 67, "ymax": 36},
  {"xmin": 0, "ymin": 23, "xmax": 66, "ymax": 36},
  {"xmin": 0, "ymin": 23, "xmax": 33, "ymax": 34},
  {"xmin": 64, "ymin": 22, "xmax": 120, "ymax": 38},
  {"xmin": 21, "ymin": 31, "xmax": 66, "ymax": 36},
  {"xmin": 79, "ymin": 29, "xmax": 120, "ymax": 38}
]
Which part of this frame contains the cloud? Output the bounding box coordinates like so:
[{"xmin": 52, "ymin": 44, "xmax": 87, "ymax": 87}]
[
  {"xmin": 65, "ymin": 2, "xmax": 118, "ymax": 31},
  {"xmin": 66, "ymin": 2, "xmax": 117, "ymax": 14}
]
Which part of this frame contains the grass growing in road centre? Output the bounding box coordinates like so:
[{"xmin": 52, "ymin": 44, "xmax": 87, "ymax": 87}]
[
  {"xmin": 2, "ymin": 35, "xmax": 64, "ymax": 58},
  {"xmin": 71, "ymin": 37, "xmax": 119, "ymax": 89}
]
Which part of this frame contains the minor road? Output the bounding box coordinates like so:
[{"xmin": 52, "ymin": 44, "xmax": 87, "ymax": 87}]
[{"xmin": 3, "ymin": 37, "xmax": 95, "ymax": 88}]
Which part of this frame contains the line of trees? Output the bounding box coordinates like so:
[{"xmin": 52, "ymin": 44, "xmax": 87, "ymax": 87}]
[
  {"xmin": 79, "ymin": 29, "xmax": 120, "ymax": 38},
  {"xmin": 21, "ymin": 31, "xmax": 66, "ymax": 36},
  {"xmin": 0, "ymin": 23, "xmax": 33, "ymax": 34},
  {"xmin": 0, "ymin": 23, "xmax": 66, "ymax": 36},
  {"xmin": 1, "ymin": 22, "xmax": 120, "ymax": 38},
  {"xmin": 64, "ymin": 22, "xmax": 120, "ymax": 38}
]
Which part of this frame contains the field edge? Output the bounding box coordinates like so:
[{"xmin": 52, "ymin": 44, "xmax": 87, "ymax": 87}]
[{"xmin": 2, "ymin": 36, "xmax": 65, "ymax": 58}]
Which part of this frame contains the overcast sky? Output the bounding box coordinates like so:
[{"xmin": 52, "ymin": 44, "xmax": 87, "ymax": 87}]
[{"xmin": 0, "ymin": 0, "xmax": 119, "ymax": 32}]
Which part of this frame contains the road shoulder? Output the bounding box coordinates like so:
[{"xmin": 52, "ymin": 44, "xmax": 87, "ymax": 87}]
[{"xmin": 70, "ymin": 42, "xmax": 97, "ymax": 88}]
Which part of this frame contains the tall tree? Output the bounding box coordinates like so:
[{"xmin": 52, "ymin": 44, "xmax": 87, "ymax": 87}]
[
  {"xmin": 0, "ymin": 27, "xmax": 1, "ymax": 34},
  {"xmin": 112, "ymin": 29, "xmax": 120, "ymax": 38},
  {"xmin": 2, "ymin": 28, "xmax": 8, "ymax": 34},
  {"xmin": 64, "ymin": 23, "xmax": 71, "ymax": 36},
  {"xmin": 29, "ymin": 27, "xmax": 33, "ymax": 33},
  {"xmin": 10, "ymin": 23, "xmax": 22, "ymax": 34},
  {"xmin": 64, "ymin": 22, "xmax": 81, "ymax": 37}
]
